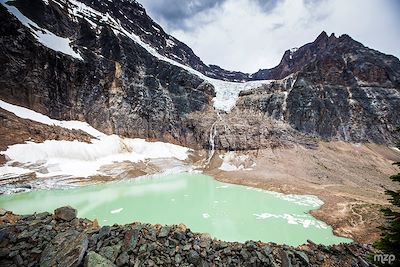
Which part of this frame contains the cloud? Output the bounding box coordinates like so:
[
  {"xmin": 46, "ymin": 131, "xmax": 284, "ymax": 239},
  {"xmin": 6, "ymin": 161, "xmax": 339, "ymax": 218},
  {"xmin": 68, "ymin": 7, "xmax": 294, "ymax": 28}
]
[
  {"xmin": 139, "ymin": 0, "xmax": 400, "ymax": 73},
  {"xmin": 139, "ymin": 0, "xmax": 226, "ymax": 30}
]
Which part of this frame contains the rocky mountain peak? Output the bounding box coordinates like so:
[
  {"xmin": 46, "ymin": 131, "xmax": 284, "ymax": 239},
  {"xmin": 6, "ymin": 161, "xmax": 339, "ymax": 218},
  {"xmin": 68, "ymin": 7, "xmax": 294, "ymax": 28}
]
[{"xmin": 315, "ymin": 30, "xmax": 328, "ymax": 42}]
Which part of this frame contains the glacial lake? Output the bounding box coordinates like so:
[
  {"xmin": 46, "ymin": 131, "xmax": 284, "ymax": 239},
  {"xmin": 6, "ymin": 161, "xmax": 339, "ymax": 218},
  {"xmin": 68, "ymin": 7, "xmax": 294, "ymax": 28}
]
[{"xmin": 0, "ymin": 173, "xmax": 350, "ymax": 246}]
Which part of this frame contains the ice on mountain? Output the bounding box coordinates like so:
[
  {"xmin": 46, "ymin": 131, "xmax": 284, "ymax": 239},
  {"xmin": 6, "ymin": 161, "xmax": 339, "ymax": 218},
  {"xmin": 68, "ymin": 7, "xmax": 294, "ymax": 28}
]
[
  {"xmin": 1, "ymin": 1, "xmax": 83, "ymax": 60},
  {"xmin": 4, "ymin": 0, "xmax": 274, "ymax": 112},
  {"xmin": 166, "ymin": 39, "xmax": 176, "ymax": 48}
]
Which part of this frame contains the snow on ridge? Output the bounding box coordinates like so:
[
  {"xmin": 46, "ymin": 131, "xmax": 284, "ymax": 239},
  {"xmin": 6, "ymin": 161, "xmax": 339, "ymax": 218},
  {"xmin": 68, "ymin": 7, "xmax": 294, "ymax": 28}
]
[
  {"xmin": 1, "ymin": 0, "xmax": 83, "ymax": 60},
  {"xmin": 3, "ymin": 0, "xmax": 273, "ymax": 111},
  {"xmin": 52, "ymin": 0, "xmax": 273, "ymax": 112},
  {"xmin": 0, "ymin": 100, "xmax": 190, "ymax": 179},
  {"xmin": 109, "ymin": 13, "xmax": 273, "ymax": 112},
  {"xmin": 166, "ymin": 38, "xmax": 176, "ymax": 48},
  {"xmin": 0, "ymin": 100, "xmax": 104, "ymax": 138}
]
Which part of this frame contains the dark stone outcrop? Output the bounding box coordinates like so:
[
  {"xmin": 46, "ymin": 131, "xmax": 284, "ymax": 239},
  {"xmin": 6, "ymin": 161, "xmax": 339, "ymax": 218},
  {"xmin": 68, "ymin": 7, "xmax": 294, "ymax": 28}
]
[
  {"xmin": 251, "ymin": 31, "xmax": 400, "ymax": 83},
  {"xmin": 236, "ymin": 32, "xmax": 400, "ymax": 144},
  {"xmin": 0, "ymin": 1, "xmax": 214, "ymax": 148},
  {"xmin": 0, "ymin": 208, "xmax": 378, "ymax": 267},
  {"xmin": 40, "ymin": 230, "xmax": 88, "ymax": 267}
]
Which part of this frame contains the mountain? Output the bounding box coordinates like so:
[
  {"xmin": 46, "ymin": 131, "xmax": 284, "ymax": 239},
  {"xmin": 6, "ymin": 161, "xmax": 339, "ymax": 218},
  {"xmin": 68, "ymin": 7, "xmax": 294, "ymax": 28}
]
[
  {"xmin": 3, "ymin": 0, "xmax": 250, "ymax": 81},
  {"xmin": 252, "ymin": 31, "xmax": 400, "ymax": 83},
  {"xmin": 0, "ymin": 0, "xmax": 399, "ymax": 148},
  {"xmin": 235, "ymin": 31, "xmax": 400, "ymax": 144}
]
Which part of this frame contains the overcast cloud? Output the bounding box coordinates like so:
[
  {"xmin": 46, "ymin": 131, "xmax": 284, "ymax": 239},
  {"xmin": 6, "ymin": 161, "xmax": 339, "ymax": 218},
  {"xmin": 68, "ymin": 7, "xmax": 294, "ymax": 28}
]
[{"xmin": 139, "ymin": 0, "xmax": 400, "ymax": 73}]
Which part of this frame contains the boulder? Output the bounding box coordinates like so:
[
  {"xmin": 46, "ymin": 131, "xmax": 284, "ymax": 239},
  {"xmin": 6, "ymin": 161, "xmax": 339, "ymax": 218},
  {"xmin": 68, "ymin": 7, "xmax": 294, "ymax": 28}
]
[
  {"xmin": 188, "ymin": 250, "xmax": 200, "ymax": 265},
  {"xmin": 54, "ymin": 206, "xmax": 77, "ymax": 221},
  {"xmin": 84, "ymin": 251, "xmax": 116, "ymax": 267},
  {"xmin": 99, "ymin": 244, "xmax": 121, "ymax": 262},
  {"xmin": 158, "ymin": 226, "xmax": 171, "ymax": 238}
]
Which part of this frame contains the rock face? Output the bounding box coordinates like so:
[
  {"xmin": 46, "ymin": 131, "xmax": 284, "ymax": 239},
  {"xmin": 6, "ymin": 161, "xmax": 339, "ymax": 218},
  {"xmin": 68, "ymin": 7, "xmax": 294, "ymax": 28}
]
[
  {"xmin": 251, "ymin": 31, "xmax": 400, "ymax": 83},
  {"xmin": 40, "ymin": 230, "xmax": 88, "ymax": 267},
  {"xmin": 236, "ymin": 33, "xmax": 400, "ymax": 144},
  {"xmin": 0, "ymin": 0, "xmax": 214, "ymax": 148},
  {"xmin": 186, "ymin": 108, "xmax": 318, "ymax": 151},
  {"xmin": 0, "ymin": 0, "xmax": 399, "ymax": 148},
  {"xmin": 0, "ymin": 208, "xmax": 378, "ymax": 267}
]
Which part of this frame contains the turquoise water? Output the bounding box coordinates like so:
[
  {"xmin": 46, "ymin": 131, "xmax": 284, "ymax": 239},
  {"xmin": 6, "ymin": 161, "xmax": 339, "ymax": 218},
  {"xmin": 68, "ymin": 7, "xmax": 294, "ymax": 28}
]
[{"xmin": 0, "ymin": 173, "xmax": 350, "ymax": 246}]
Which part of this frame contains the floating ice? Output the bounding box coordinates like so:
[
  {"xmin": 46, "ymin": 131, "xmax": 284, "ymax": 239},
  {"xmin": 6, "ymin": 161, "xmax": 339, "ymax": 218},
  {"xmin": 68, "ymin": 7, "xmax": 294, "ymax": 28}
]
[
  {"xmin": 253, "ymin": 213, "xmax": 328, "ymax": 229},
  {"xmin": 110, "ymin": 208, "xmax": 123, "ymax": 214},
  {"xmin": 202, "ymin": 213, "xmax": 210, "ymax": 219}
]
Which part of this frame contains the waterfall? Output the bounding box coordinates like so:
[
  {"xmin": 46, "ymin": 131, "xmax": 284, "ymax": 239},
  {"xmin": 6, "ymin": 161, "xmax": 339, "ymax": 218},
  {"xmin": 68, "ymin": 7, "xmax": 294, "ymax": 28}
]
[
  {"xmin": 205, "ymin": 121, "xmax": 217, "ymax": 166},
  {"xmin": 205, "ymin": 111, "xmax": 222, "ymax": 166}
]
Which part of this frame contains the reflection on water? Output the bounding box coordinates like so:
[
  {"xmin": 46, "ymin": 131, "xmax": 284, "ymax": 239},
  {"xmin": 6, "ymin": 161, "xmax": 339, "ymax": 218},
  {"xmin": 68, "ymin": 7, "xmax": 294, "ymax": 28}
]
[{"xmin": 0, "ymin": 173, "xmax": 351, "ymax": 246}]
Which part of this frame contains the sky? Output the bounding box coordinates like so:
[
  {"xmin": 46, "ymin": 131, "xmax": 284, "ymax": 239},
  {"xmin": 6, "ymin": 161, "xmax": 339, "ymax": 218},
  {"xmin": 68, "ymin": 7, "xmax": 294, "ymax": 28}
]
[{"xmin": 138, "ymin": 0, "xmax": 400, "ymax": 73}]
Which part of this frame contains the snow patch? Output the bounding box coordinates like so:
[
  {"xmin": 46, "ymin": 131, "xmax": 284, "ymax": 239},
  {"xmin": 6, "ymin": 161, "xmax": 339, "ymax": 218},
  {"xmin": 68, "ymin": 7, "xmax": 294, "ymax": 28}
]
[
  {"xmin": 289, "ymin": 47, "xmax": 298, "ymax": 60},
  {"xmin": 1, "ymin": 1, "xmax": 83, "ymax": 60},
  {"xmin": 166, "ymin": 38, "xmax": 176, "ymax": 48},
  {"xmin": 0, "ymin": 100, "xmax": 190, "ymax": 179},
  {"xmin": 0, "ymin": 166, "xmax": 33, "ymax": 179},
  {"xmin": 152, "ymin": 25, "xmax": 161, "ymax": 32},
  {"xmin": 0, "ymin": 100, "xmax": 103, "ymax": 138},
  {"xmin": 218, "ymin": 152, "xmax": 254, "ymax": 171}
]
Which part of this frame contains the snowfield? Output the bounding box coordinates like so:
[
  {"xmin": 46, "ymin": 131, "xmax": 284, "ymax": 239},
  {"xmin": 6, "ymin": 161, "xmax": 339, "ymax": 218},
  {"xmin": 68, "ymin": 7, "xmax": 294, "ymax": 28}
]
[
  {"xmin": 1, "ymin": 0, "xmax": 83, "ymax": 60},
  {"xmin": 0, "ymin": 100, "xmax": 104, "ymax": 138},
  {"xmin": 0, "ymin": 100, "xmax": 190, "ymax": 179}
]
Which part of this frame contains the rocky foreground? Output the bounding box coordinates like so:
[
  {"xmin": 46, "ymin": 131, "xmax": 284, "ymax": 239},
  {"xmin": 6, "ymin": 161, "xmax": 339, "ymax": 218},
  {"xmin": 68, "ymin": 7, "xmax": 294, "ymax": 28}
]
[{"xmin": 0, "ymin": 206, "xmax": 376, "ymax": 267}]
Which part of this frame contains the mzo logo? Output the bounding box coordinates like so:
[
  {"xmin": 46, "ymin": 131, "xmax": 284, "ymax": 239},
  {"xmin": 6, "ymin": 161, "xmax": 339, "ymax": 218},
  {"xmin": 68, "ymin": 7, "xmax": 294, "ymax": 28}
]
[{"xmin": 374, "ymin": 254, "xmax": 396, "ymax": 265}]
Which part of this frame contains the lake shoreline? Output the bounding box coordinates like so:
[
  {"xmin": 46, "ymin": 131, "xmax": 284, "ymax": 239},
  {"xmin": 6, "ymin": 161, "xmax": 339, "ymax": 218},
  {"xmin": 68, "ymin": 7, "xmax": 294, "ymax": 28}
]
[
  {"xmin": 207, "ymin": 142, "xmax": 400, "ymax": 244},
  {"xmin": 0, "ymin": 173, "xmax": 349, "ymax": 246},
  {"xmin": 1, "ymin": 141, "xmax": 399, "ymax": 245},
  {"xmin": 0, "ymin": 206, "xmax": 375, "ymax": 267}
]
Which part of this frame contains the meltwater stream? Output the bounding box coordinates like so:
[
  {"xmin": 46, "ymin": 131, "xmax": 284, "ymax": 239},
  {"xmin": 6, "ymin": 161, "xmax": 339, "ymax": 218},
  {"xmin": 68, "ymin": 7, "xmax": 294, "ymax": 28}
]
[{"xmin": 0, "ymin": 173, "xmax": 350, "ymax": 246}]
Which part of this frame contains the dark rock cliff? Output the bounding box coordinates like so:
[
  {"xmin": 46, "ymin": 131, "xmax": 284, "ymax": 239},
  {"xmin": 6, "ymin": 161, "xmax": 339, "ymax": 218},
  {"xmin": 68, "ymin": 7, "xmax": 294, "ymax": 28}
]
[
  {"xmin": 236, "ymin": 33, "xmax": 400, "ymax": 144},
  {"xmin": 0, "ymin": 2, "xmax": 215, "ymax": 148}
]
